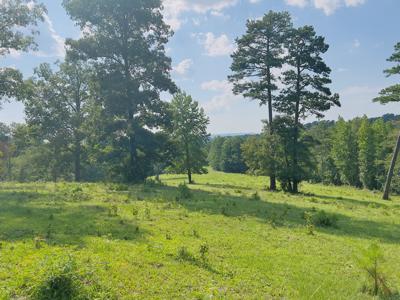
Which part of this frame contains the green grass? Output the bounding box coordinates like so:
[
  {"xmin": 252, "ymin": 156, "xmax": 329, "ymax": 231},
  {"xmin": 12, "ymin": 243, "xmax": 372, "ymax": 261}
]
[{"xmin": 0, "ymin": 171, "xmax": 400, "ymax": 299}]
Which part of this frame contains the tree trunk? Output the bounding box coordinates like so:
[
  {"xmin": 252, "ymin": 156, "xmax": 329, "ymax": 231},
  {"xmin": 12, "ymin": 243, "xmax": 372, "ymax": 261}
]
[
  {"xmin": 383, "ymin": 133, "xmax": 400, "ymax": 200},
  {"xmin": 74, "ymin": 89, "xmax": 82, "ymax": 182},
  {"xmin": 128, "ymin": 110, "xmax": 139, "ymax": 183},
  {"xmin": 74, "ymin": 136, "xmax": 81, "ymax": 182},
  {"xmin": 266, "ymin": 41, "xmax": 277, "ymax": 191},
  {"xmin": 292, "ymin": 64, "xmax": 301, "ymax": 194},
  {"xmin": 185, "ymin": 141, "xmax": 192, "ymax": 184},
  {"xmin": 187, "ymin": 168, "xmax": 192, "ymax": 185}
]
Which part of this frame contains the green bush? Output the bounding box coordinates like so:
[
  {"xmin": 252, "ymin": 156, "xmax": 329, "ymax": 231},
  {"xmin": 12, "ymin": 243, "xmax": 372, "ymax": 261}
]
[
  {"xmin": 33, "ymin": 257, "xmax": 83, "ymax": 300},
  {"xmin": 177, "ymin": 183, "xmax": 192, "ymax": 200},
  {"xmin": 357, "ymin": 243, "xmax": 393, "ymax": 297},
  {"xmin": 312, "ymin": 210, "xmax": 338, "ymax": 228}
]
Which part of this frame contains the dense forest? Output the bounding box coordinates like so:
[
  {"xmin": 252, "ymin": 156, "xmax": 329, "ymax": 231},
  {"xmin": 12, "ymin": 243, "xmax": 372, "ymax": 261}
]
[{"xmin": 209, "ymin": 114, "xmax": 400, "ymax": 192}]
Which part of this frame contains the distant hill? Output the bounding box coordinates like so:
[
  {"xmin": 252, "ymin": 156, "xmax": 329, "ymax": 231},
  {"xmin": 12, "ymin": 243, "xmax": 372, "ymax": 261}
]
[
  {"xmin": 212, "ymin": 114, "xmax": 400, "ymax": 137},
  {"xmin": 210, "ymin": 133, "xmax": 256, "ymax": 139}
]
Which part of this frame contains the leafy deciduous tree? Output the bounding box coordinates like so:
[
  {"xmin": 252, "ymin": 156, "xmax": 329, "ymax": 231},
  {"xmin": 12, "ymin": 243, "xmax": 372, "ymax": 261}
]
[
  {"xmin": 358, "ymin": 116, "xmax": 377, "ymax": 190},
  {"xmin": 168, "ymin": 92, "xmax": 209, "ymax": 184},
  {"xmin": 0, "ymin": 0, "xmax": 46, "ymax": 103}
]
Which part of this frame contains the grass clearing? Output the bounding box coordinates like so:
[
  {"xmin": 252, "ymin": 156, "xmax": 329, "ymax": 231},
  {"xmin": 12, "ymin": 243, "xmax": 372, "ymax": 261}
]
[{"xmin": 0, "ymin": 171, "xmax": 399, "ymax": 299}]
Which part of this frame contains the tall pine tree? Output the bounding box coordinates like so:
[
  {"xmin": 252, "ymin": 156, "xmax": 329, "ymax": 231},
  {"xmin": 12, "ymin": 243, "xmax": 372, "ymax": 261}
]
[
  {"xmin": 374, "ymin": 42, "xmax": 400, "ymax": 199},
  {"xmin": 275, "ymin": 25, "xmax": 340, "ymax": 193},
  {"xmin": 63, "ymin": 0, "xmax": 176, "ymax": 182},
  {"xmin": 229, "ymin": 11, "xmax": 292, "ymax": 190}
]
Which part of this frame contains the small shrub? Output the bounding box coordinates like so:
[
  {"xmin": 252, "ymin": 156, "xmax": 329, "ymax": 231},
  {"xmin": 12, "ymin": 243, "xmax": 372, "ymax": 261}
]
[
  {"xmin": 34, "ymin": 236, "xmax": 46, "ymax": 249},
  {"xmin": 144, "ymin": 207, "xmax": 151, "ymax": 220},
  {"xmin": 177, "ymin": 246, "xmax": 195, "ymax": 262},
  {"xmin": 108, "ymin": 205, "xmax": 118, "ymax": 217},
  {"xmin": 250, "ymin": 192, "xmax": 261, "ymax": 201},
  {"xmin": 145, "ymin": 178, "xmax": 163, "ymax": 188},
  {"xmin": 177, "ymin": 183, "xmax": 192, "ymax": 200},
  {"xmin": 199, "ymin": 244, "xmax": 209, "ymax": 261},
  {"xmin": 357, "ymin": 243, "xmax": 393, "ymax": 297},
  {"xmin": 304, "ymin": 212, "xmax": 315, "ymax": 235},
  {"xmin": 109, "ymin": 183, "xmax": 129, "ymax": 192},
  {"xmin": 132, "ymin": 206, "xmax": 139, "ymax": 217},
  {"xmin": 312, "ymin": 210, "xmax": 338, "ymax": 228},
  {"xmin": 192, "ymin": 229, "xmax": 200, "ymax": 238},
  {"xmin": 33, "ymin": 257, "xmax": 82, "ymax": 300}
]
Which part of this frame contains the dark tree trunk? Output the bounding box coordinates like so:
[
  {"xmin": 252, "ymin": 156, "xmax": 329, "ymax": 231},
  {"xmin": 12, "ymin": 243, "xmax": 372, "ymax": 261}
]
[
  {"xmin": 383, "ymin": 133, "xmax": 400, "ymax": 200},
  {"xmin": 128, "ymin": 109, "xmax": 139, "ymax": 183},
  {"xmin": 266, "ymin": 48, "xmax": 277, "ymax": 191},
  {"xmin": 291, "ymin": 63, "xmax": 301, "ymax": 194},
  {"xmin": 74, "ymin": 136, "xmax": 81, "ymax": 182},
  {"xmin": 185, "ymin": 140, "xmax": 192, "ymax": 184},
  {"xmin": 187, "ymin": 168, "xmax": 192, "ymax": 185}
]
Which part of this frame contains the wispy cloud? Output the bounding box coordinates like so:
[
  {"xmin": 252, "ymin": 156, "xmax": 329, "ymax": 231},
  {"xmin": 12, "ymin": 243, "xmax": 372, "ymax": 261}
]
[
  {"xmin": 162, "ymin": 0, "xmax": 238, "ymax": 30},
  {"xmin": 173, "ymin": 58, "xmax": 193, "ymax": 75},
  {"xmin": 284, "ymin": 0, "xmax": 366, "ymax": 15},
  {"xmin": 42, "ymin": 14, "xmax": 66, "ymax": 58},
  {"xmin": 194, "ymin": 32, "xmax": 236, "ymax": 57},
  {"xmin": 201, "ymin": 80, "xmax": 242, "ymax": 112}
]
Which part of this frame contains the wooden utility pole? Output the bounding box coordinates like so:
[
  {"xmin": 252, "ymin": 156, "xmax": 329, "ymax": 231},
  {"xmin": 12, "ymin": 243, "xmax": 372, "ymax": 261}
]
[{"xmin": 383, "ymin": 134, "xmax": 400, "ymax": 200}]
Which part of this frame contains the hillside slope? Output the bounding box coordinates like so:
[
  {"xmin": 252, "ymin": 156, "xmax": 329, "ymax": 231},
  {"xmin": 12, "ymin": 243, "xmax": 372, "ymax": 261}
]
[{"xmin": 0, "ymin": 172, "xmax": 399, "ymax": 299}]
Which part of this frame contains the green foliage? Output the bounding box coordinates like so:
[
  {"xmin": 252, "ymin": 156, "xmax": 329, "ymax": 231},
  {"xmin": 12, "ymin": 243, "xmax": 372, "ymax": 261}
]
[
  {"xmin": 311, "ymin": 210, "xmax": 338, "ymax": 228},
  {"xmin": 168, "ymin": 92, "xmax": 210, "ymax": 183},
  {"xmin": 33, "ymin": 256, "xmax": 92, "ymax": 300},
  {"xmin": 208, "ymin": 136, "xmax": 226, "ymax": 171},
  {"xmin": 0, "ymin": 0, "xmax": 46, "ymax": 102},
  {"xmin": 374, "ymin": 42, "xmax": 400, "ymax": 104},
  {"xmin": 358, "ymin": 117, "xmax": 377, "ymax": 190},
  {"xmin": 63, "ymin": 0, "xmax": 176, "ymax": 183},
  {"xmin": 177, "ymin": 183, "xmax": 192, "ymax": 200},
  {"xmin": 357, "ymin": 243, "xmax": 393, "ymax": 297},
  {"xmin": 209, "ymin": 136, "xmax": 247, "ymax": 173},
  {"xmin": 273, "ymin": 25, "xmax": 340, "ymax": 192},
  {"xmin": 331, "ymin": 118, "xmax": 360, "ymax": 186}
]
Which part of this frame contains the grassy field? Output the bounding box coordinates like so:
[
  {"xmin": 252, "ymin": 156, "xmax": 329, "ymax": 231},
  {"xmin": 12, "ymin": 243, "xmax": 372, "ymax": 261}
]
[{"xmin": 0, "ymin": 171, "xmax": 399, "ymax": 299}]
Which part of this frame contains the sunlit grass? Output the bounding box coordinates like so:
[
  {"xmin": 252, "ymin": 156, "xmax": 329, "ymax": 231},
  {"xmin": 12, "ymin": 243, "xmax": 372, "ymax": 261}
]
[{"xmin": 0, "ymin": 171, "xmax": 399, "ymax": 299}]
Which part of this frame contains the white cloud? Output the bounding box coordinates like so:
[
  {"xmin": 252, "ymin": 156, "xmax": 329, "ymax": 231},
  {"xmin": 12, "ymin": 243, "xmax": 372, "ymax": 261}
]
[
  {"xmin": 197, "ymin": 32, "xmax": 235, "ymax": 57},
  {"xmin": 162, "ymin": 0, "xmax": 237, "ymax": 31},
  {"xmin": 353, "ymin": 38, "xmax": 361, "ymax": 48},
  {"xmin": 284, "ymin": 0, "xmax": 366, "ymax": 15},
  {"xmin": 173, "ymin": 58, "xmax": 193, "ymax": 75},
  {"xmin": 285, "ymin": 0, "xmax": 308, "ymax": 7},
  {"xmin": 336, "ymin": 67, "xmax": 348, "ymax": 73},
  {"xmin": 201, "ymin": 80, "xmax": 242, "ymax": 112},
  {"xmin": 313, "ymin": 0, "xmax": 341, "ymax": 15},
  {"xmin": 345, "ymin": 0, "xmax": 366, "ymax": 7},
  {"xmin": 43, "ymin": 14, "xmax": 66, "ymax": 58}
]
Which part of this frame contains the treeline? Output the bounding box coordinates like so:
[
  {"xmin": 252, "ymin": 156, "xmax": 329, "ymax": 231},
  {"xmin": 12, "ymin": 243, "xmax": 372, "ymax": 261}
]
[
  {"xmin": 208, "ymin": 115, "xmax": 400, "ymax": 193},
  {"xmin": 0, "ymin": 0, "xmax": 209, "ymax": 184}
]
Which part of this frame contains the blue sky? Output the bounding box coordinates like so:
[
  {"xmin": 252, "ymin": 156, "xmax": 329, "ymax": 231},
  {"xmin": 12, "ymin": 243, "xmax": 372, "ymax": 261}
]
[{"xmin": 1, "ymin": 0, "xmax": 399, "ymax": 134}]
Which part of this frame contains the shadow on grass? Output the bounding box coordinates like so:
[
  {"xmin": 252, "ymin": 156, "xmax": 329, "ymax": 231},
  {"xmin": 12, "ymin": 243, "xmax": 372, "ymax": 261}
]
[
  {"xmin": 299, "ymin": 192, "xmax": 400, "ymax": 210},
  {"xmin": 193, "ymin": 182, "xmax": 255, "ymax": 191},
  {"xmin": 155, "ymin": 183, "xmax": 400, "ymax": 245},
  {"xmin": 0, "ymin": 191, "xmax": 145, "ymax": 246}
]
